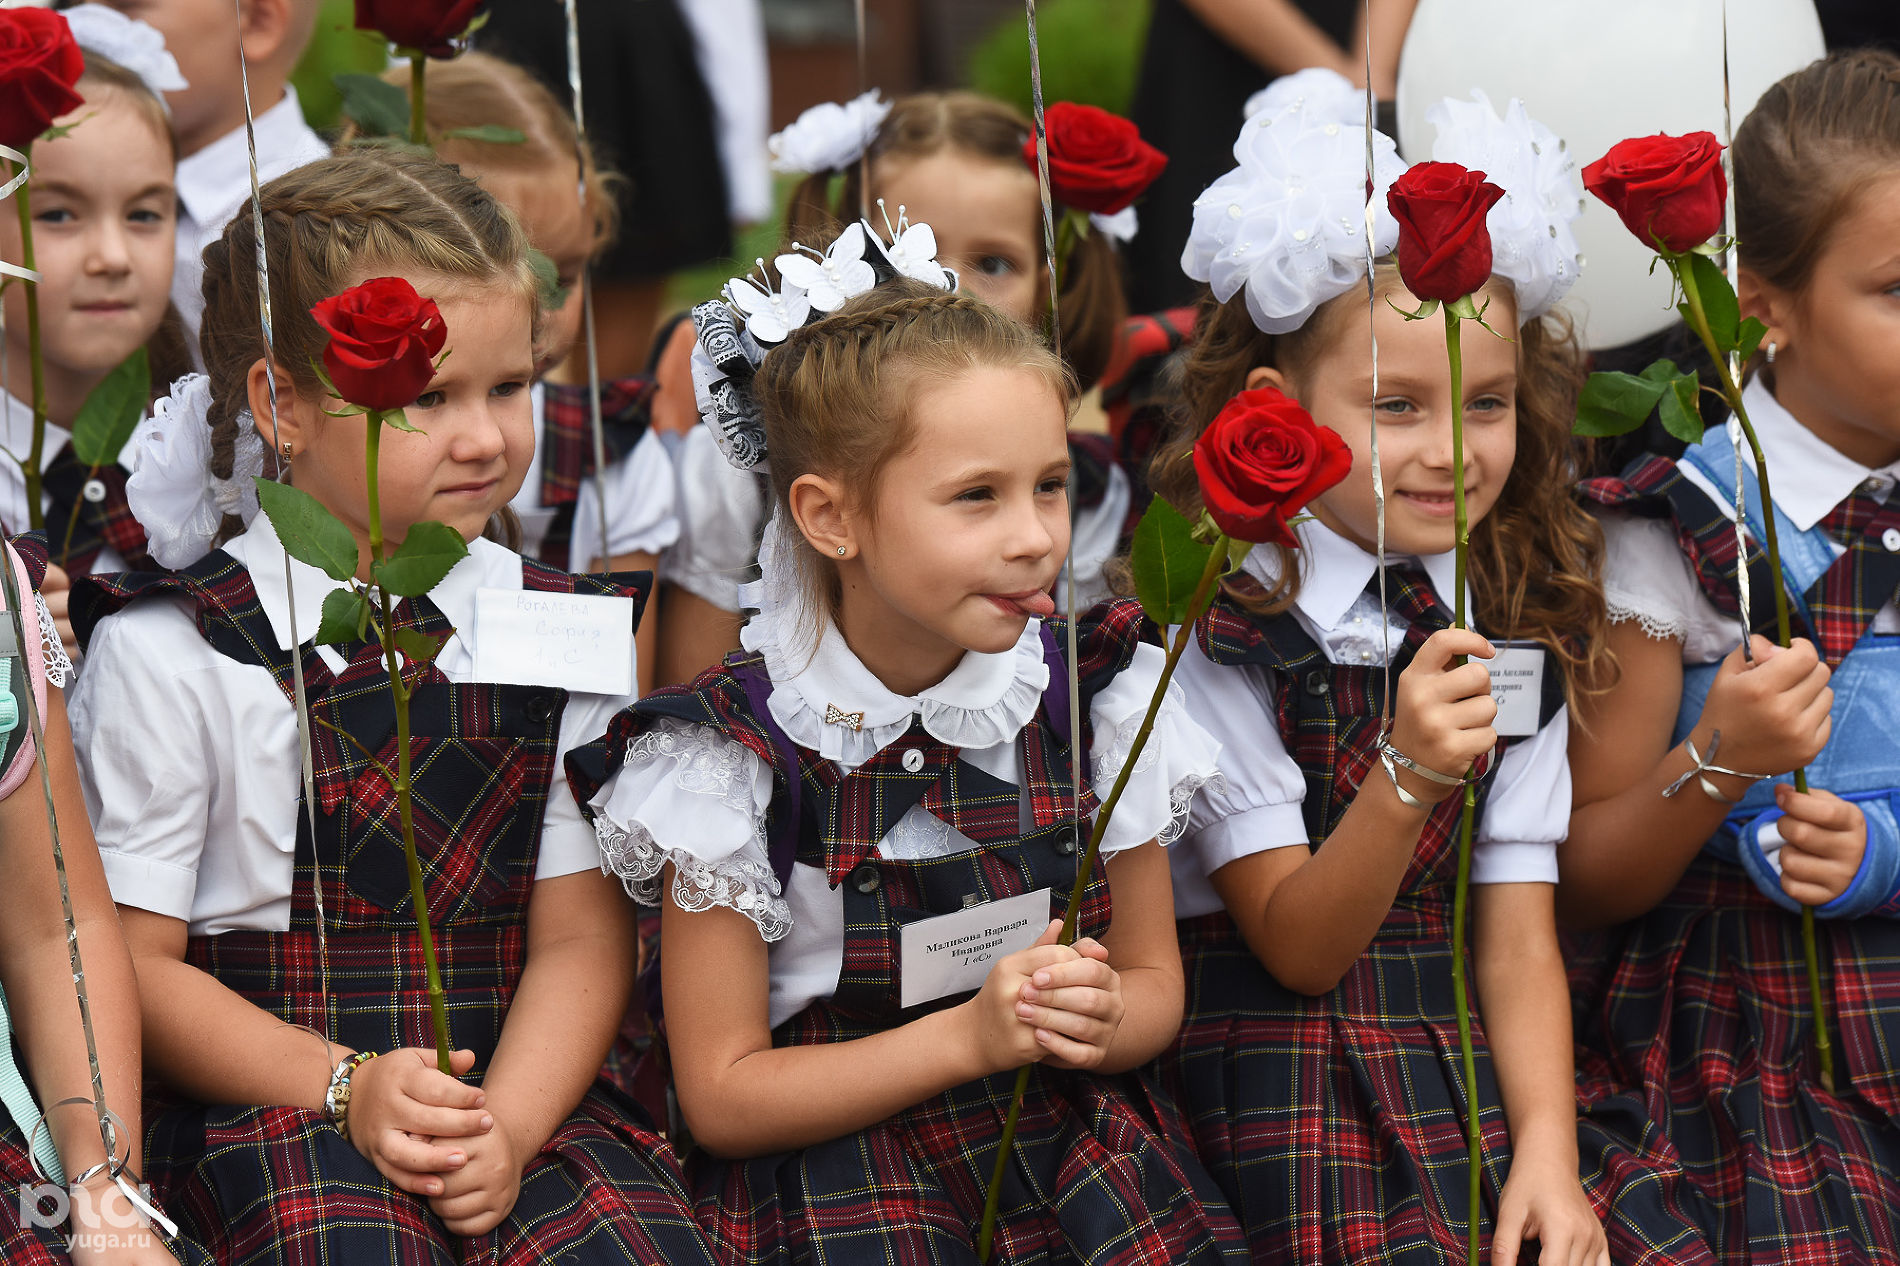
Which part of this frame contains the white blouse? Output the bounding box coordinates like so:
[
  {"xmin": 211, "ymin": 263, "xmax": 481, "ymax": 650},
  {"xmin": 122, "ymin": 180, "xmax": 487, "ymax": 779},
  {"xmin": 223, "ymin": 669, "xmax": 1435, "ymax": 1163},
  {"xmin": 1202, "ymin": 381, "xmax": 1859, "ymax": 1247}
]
[
  {"xmin": 589, "ymin": 547, "xmax": 1222, "ymax": 1029},
  {"xmin": 0, "ymin": 392, "xmax": 136, "ymax": 574},
  {"xmin": 1169, "ymin": 520, "xmax": 1571, "ymax": 920},
  {"xmin": 509, "ymin": 384, "xmax": 681, "ymax": 566},
  {"xmin": 70, "ymin": 511, "xmax": 638, "ymax": 937},
  {"xmin": 1599, "ymin": 380, "xmax": 1900, "ymax": 663}
]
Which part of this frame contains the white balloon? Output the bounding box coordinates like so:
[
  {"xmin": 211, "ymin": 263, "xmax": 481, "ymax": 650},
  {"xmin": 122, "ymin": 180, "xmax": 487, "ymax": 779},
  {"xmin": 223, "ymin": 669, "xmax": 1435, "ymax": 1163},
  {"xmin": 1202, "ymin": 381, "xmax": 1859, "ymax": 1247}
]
[{"xmin": 1396, "ymin": 0, "xmax": 1825, "ymax": 349}]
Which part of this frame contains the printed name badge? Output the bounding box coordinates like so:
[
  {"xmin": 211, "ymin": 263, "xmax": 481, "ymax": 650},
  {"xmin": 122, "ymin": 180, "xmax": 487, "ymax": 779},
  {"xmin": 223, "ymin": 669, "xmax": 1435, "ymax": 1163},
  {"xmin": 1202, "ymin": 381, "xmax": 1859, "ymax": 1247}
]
[
  {"xmin": 900, "ymin": 888, "xmax": 1051, "ymax": 1010},
  {"xmin": 1487, "ymin": 641, "xmax": 1548, "ymax": 738},
  {"xmin": 472, "ymin": 587, "xmax": 637, "ymax": 697}
]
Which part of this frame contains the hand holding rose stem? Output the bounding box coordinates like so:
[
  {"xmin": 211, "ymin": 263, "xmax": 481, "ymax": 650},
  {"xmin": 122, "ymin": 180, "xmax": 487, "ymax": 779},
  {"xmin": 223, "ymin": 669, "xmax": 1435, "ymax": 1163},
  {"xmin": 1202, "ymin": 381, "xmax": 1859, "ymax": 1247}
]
[
  {"xmin": 976, "ymin": 390, "xmax": 1349, "ymax": 1262},
  {"xmin": 1581, "ymin": 133, "xmax": 1832, "ymax": 1090}
]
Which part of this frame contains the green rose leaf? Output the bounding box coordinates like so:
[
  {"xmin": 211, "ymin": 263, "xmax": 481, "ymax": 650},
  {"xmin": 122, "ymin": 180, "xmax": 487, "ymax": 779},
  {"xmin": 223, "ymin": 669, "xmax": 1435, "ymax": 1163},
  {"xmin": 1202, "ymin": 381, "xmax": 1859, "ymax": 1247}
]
[
  {"xmin": 69, "ymin": 347, "xmax": 149, "ymax": 467},
  {"xmin": 253, "ymin": 478, "xmax": 360, "ymax": 582},
  {"xmin": 1573, "ymin": 361, "xmax": 1675, "ymax": 437},
  {"xmin": 1736, "ymin": 315, "xmax": 1769, "ymax": 368},
  {"xmin": 527, "ymin": 247, "xmax": 572, "ymax": 311},
  {"xmin": 1656, "ymin": 369, "xmax": 1707, "ymax": 445},
  {"xmin": 335, "ymin": 72, "xmax": 410, "ymax": 139},
  {"xmin": 1679, "ymin": 252, "xmax": 1740, "ymax": 351},
  {"xmin": 378, "ymin": 406, "xmax": 423, "ymax": 434},
  {"xmin": 440, "ymin": 125, "xmax": 527, "ymax": 145},
  {"xmin": 316, "ymin": 586, "xmax": 370, "ymax": 646},
  {"xmin": 372, "ymin": 519, "xmax": 467, "ymax": 597},
  {"xmin": 392, "ymin": 625, "xmax": 449, "ymax": 665},
  {"xmin": 1130, "ymin": 497, "xmax": 1217, "ymax": 627}
]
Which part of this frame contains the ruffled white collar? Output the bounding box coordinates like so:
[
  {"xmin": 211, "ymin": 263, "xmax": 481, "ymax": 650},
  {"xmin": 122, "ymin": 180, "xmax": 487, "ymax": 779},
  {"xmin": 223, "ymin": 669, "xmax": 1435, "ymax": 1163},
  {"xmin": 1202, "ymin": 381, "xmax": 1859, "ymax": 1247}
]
[{"xmin": 737, "ymin": 515, "xmax": 1049, "ymax": 765}]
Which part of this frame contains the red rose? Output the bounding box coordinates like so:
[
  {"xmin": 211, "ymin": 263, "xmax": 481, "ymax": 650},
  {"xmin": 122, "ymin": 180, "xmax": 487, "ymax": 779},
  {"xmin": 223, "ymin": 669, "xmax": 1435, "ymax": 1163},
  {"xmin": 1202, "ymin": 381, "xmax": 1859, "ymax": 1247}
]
[
  {"xmin": 1026, "ymin": 102, "xmax": 1167, "ymax": 216},
  {"xmin": 1386, "ymin": 162, "xmax": 1506, "ymax": 304},
  {"xmin": 0, "ymin": 10, "xmax": 84, "ymax": 153},
  {"xmin": 1194, "ymin": 387, "xmax": 1352, "ymax": 547},
  {"xmin": 311, "ymin": 278, "xmax": 448, "ymax": 413},
  {"xmin": 1582, "ymin": 132, "xmax": 1727, "ymax": 255},
  {"xmin": 354, "ymin": 0, "xmax": 485, "ymax": 58}
]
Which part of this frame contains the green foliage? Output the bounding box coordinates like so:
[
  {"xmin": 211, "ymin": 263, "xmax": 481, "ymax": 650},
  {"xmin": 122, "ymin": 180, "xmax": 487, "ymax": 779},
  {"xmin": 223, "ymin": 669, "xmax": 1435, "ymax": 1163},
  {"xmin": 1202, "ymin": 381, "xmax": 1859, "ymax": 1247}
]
[
  {"xmin": 966, "ymin": 0, "xmax": 1152, "ymax": 119},
  {"xmin": 253, "ymin": 479, "xmax": 360, "ymax": 582},
  {"xmin": 1678, "ymin": 252, "xmax": 1739, "ymax": 349},
  {"xmin": 1130, "ymin": 497, "xmax": 1215, "ymax": 626},
  {"xmin": 1574, "ymin": 359, "xmax": 1702, "ymax": 442},
  {"xmin": 392, "ymin": 626, "xmax": 448, "ymax": 665},
  {"xmin": 335, "ymin": 72, "xmax": 410, "ymax": 139},
  {"xmin": 528, "ymin": 248, "xmax": 571, "ymax": 311},
  {"xmin": 441, "ymin": 125, "xmax": 527, "ymax": 144},
  {"xmin": 317, "ymin": 586, "xmax": 370, "ymax": 645},
  {"xmin": 69, "ymin": 348, "xmax": 148, "ymax": 467},
  {"xmin": 1656, "ymin": 370, "xmax": 1706, "ymax": 445},
  {"xmin": 372, "ymin": 520, "xmax": 467, "ymax": 597},
  {"xmin": 290, "ymin": 0, "xmax": 392, "ymax": 134}
]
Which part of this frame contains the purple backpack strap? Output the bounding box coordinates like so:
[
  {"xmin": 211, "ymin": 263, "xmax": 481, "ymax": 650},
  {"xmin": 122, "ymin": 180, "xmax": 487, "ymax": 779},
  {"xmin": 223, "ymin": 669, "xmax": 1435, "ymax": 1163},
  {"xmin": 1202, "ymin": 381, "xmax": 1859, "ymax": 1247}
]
[
  {"xmin": 730, "ymin": 656, "xmax": 804, "ymax": 887},
  {"xmin": 1039, "ymin": 622, "xmax": 1073, "ymax": 750}
]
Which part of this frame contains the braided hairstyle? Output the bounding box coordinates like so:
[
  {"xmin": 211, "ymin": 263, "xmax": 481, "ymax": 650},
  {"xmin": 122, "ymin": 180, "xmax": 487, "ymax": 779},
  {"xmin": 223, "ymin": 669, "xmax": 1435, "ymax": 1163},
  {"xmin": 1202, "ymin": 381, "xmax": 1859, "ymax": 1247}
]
[
  {"xmin": 752, "ymin": 276, "xmax": 1075, "ymax": 626},
  {"xmin": 198, "ymin": 148, "xmax": 539, "ymax": 543}
]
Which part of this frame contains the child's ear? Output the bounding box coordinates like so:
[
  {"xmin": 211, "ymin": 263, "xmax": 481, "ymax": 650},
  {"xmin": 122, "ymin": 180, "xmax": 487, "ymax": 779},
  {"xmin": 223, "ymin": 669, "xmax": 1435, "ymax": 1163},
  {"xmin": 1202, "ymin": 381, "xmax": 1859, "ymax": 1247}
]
[
  {"xmin": 245, "ymin": 358, "xmax": 307, "ymax": 453},
  {"xmin": 787, "ymin": 474, "xmax": 855, "ymax": 559},
  {"xmin": 1737, "ymin": 268, "xmax": 1796, "ymax": 357},
  {"xmin": 1244, "ymin": 366, "xmax": 1290, "ymax": 395}
]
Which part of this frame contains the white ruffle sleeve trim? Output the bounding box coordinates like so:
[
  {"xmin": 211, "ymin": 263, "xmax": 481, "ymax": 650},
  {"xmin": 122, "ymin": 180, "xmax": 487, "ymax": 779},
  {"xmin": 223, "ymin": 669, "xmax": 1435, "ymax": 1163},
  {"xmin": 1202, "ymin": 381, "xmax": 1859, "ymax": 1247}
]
[
  {"xmin": 589, "ymin": 718, "xmax": 791, "ymax": 941},
  {"xmin": 1598, "ymin": 510, "xmax": 1697, "ymax": 643},
  {"xmin": 1087, "ymin": 642, "xmax": 1224, "ymax": 857}
]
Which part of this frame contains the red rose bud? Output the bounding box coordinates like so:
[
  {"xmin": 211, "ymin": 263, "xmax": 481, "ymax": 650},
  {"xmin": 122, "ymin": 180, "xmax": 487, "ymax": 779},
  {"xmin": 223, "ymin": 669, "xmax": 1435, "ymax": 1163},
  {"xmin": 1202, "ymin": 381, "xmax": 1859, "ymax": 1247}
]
[
  {"xmin": 355, "ymin": 0, "xmax": 486, "ymax": 58},
  {"xmin": 1582, "ymin": 131, "xmax": 1726, "ymax": 255},
  {"xmin": 0, "ymin": 9, "xmax": 85, "ymax": 153},
  {"xmin": 1387, "ymin": 162, "xmax": 1506, "ymax": 305},
  {"xmin": 311, "ymin": 277, "xmax": 449, "ymax": 413},
  {"xmin": 1193, "ymin": 387, "xmax": 1352, "ymax": 547},
  {"xmin": 1026, "ymin": 102, "xmax": 1168, "ymax": 216}
]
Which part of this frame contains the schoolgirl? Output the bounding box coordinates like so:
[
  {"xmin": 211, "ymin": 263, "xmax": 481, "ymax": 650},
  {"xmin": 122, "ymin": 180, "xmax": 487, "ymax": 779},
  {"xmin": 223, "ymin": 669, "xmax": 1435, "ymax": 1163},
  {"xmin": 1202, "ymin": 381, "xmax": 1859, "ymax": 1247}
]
[
  {"xmin": 1564, "ymin": 50, "xmax": 1900, "ymax": 1263},
  {"xmin": 1151, "ymin": 76, "xmax": 1704, "ymax": 1263},
  {"xmin": 66, "ymin": 150, "xmax": 715, "ymax": 1265},
  {"xmin": 566, "ymin": 226, "xmax": 1247, "ymax": 1261},
  {"xmin": 660, "ymin": 89, "xmax": 1152, "ymax": 684}
]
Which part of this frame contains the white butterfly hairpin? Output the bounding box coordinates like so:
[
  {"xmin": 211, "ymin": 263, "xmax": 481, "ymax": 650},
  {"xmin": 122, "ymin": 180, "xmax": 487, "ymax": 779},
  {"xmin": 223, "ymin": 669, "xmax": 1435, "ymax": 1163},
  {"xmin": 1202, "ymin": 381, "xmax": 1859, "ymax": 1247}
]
[
  {"xmin": 870, "ymin": 200, "xmax": 951, "ymax": 290},
  {"xmin": 723, "ymin": 259, "xmax": 813, "ymax": 345},
  {"xmin": 774, "ymin": 223, "xmax": 878, "ymax": 313}
]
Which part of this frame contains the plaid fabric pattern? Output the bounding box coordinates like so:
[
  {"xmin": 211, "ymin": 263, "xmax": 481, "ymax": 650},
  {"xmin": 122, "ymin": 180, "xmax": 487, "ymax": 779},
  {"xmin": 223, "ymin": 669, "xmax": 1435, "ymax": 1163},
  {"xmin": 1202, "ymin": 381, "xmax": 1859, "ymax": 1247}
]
[
  {"xmin": 41, "ymin": 443, "xmax": 148, "ymax": 573},
  {"xmin": 2, "ymin": 1112, "xmax": 219, "ymax": 1265},
  {"xmin": 534, "ymin": 376, "xmax": 657, "ymax": 570},
  {"xmin": 83, "ymin": 551, "xmax": 711, "ymax": 1262},
  {"xmin": 7, "ymin": 531, "xmax": 47, "ymax": 590},
  {"xmin": 1810, "ymin": 493, "xmax": 1900, "ymax": 666}
]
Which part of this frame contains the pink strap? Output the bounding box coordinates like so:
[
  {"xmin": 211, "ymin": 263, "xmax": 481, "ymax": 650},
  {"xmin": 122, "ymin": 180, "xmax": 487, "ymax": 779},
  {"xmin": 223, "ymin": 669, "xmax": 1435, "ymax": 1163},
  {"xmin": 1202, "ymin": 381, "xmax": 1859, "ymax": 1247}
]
[{"xmin": 0, "ymin": 543, "xmax": 48, "ymax": 801}]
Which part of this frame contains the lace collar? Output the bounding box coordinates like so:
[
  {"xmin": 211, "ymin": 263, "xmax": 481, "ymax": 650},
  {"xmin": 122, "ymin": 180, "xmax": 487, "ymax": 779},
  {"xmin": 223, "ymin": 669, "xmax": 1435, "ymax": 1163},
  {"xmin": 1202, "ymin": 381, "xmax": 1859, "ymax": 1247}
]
[{"xmin": 737, "ymin": 514, "xmax": 1050, "ymax": 765}]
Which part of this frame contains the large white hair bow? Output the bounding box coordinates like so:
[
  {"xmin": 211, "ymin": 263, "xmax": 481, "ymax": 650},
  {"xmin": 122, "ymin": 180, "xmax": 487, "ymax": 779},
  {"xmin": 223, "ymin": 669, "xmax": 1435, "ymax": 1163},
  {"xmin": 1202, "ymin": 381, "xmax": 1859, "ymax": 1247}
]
[
  {"xmin": 768, "ymin": 90, "xmax": 892, "ymax": 176},
  {"xmin": 62, "ymin": 5, "xmax": 188, "ymax": 108},
  {"xmin": 126, "ymin": 375, "xmax": 265, "ymax": 569}
]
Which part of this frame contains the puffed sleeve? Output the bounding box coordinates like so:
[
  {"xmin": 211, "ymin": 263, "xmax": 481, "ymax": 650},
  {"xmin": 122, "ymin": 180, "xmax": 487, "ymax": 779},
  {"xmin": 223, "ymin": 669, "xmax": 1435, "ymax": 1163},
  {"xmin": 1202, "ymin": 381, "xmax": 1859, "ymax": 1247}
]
[
  {"xmin": 1468, "ymin": 705, "xmax": 1569, "ymax": 885},
  {"xmin": 68, "ymin": 602, "xmax": 218, "ymax": 921},
  {"xmin": 1168, "ymin": 633, "xmax": 1310, "ymax": 880},
  {"xmin": 588, "ymin": 716, "xmax": 789, "ymax": 940},
  {"xmin": 1085, "ymin": 639, "xmax": 1228, "ymax": 858},
  {"xmin": 571, "ymin": 428, "xmax": 681, "ymax": 562},
  {"xmin": 660, "ymin": 425, "xmax": 766, "ymax": 613},
  {"xmin": 1598, "ymin": 509, "xmax": 1703, "ymax": 644}
]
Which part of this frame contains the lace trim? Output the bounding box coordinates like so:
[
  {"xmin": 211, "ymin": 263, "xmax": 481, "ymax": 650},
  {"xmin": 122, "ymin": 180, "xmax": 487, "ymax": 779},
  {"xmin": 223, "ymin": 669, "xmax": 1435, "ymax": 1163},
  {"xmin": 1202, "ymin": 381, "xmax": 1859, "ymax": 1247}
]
[
  {"xmin": 596, "ymin": 815, "xmax": 791, "ymax": 941},
  {"xmin": 623, "ymin": 722, "xmax": 759, "ymax": 813},
  {"xmin": 34, "ymin": 594, "xmax": 71, "ymax": 686},
  {"xmin": 1607, "ymin": 603, "xmax": 1686, "ymax": 643},
  {"xmin": 1160, "ymin": 771, "xmax": 1223, "ymax": 848}
]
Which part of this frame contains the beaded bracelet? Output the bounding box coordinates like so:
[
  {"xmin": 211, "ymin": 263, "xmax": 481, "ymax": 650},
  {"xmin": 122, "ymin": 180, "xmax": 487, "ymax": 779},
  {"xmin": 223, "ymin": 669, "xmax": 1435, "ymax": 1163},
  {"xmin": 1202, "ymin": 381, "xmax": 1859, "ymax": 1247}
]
[{"xmin": 324, "ymin": 1051, "xmax": 379, "ymax": 1142}]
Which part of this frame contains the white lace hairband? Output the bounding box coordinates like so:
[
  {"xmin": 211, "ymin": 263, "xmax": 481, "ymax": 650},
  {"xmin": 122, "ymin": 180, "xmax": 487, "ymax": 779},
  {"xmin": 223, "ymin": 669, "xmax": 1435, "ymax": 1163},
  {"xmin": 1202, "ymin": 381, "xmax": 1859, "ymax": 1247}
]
[
  {"xmin": 125, "ymin": 374, "xmax": 265, "ymax": 569},
  {"xmin": 768, "ymin": 89, "xmax": 893, "ymax": 176},
  {"xmin": 1184, "ymin": 70, "xmax": 1583, "ymax": 334},
  {"xmin": 689, "ymin": 207, "xmax": 959, "ymax": 473},
  {"xmin": 61, "ymin": 5, "xmax": 188, "ymax": 111}
]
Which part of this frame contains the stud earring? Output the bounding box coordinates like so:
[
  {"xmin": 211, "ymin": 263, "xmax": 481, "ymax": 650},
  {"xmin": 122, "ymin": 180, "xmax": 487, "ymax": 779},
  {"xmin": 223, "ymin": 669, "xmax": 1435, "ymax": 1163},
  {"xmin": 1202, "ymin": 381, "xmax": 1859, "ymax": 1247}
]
[
  {"xmin": 280, "ymin": 440, "xmax": 294, "ymax": 458},
  {"xmin": 1765, "ymin": 341, "xmax": 1778, "ymax": 365},
  {"xmin": 836, "ymin": 545, "xmax": 847, "ymax": 556}
]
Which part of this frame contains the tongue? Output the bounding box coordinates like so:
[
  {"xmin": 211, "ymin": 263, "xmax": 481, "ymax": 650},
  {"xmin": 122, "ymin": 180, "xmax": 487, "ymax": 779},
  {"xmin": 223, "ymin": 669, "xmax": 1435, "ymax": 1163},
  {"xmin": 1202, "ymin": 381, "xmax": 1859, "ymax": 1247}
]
[{"xmin": 1016, "ymin": 589, "xmax": 1057, "ymax": 619}]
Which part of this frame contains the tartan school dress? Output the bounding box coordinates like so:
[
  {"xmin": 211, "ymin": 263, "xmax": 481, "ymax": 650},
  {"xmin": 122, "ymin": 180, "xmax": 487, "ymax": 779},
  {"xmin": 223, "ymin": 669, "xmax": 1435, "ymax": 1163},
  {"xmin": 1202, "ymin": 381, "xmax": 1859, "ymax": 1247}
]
[
  {"xmin": 1573, "ymin": 391, "xmax": 1900, "ymax": 1264},
  {"xmin": 0, "ymin": 393, "xmax": 150, "ymax": 574},
  {"xmin": 69, "ymin": 532, "xmax": 719, "ymax": 1266},
  {"xmin": 1153, "ymin": 531, "xmax": 1711, "ymax": 1266},
  {"xmin": 567, "ymin": 589, "xmax": 1250, "ymax": 1265},
  {"xmin": 511, "ymin": 377, "xmax": 678, "ymax": 572}
]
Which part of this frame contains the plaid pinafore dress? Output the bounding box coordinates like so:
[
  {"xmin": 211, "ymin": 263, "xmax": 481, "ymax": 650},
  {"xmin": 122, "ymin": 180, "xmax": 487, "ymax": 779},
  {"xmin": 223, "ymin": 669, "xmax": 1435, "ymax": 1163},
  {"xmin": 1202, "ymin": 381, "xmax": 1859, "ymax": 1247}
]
[
  {"xmin": 1157, "ymin": 574, "xmax": 1706, "ymax": 1265},
  {"xmin": 529, "ymin": 377, "xmax": 655, "ymax": 572},
  {"xmin": 1574, "ymin": 436, "xmax": 1900, "ymax": 1265},
  {"xmin": 74, "ymin": 550, "xmax": 719, "ymax": 1266},
  {"xmin": 569, "ymin": 600, "xmax": 1248, "ymax": 1265}
]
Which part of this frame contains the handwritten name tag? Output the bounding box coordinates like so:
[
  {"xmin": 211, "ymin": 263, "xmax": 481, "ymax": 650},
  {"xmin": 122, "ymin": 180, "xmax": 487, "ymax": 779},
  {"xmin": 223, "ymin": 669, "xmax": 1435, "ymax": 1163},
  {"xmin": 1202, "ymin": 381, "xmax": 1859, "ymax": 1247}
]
[
  {"xmin": 899, "ymin": 888, "xmax": 1051, "ymax": 1010},
  {"xmin": 472, "ymin": 587, "xmax": 637, "ymax": 696},
  {"xmin": 1487, "ymin": 642, "xmax": 1548, "ymax": 738}
]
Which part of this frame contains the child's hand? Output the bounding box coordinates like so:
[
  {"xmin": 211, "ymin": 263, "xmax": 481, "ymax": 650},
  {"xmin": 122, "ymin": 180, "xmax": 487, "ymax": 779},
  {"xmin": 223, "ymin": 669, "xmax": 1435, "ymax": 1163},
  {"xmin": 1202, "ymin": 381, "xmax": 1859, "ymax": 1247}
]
[
  {"xmin": 65, "ymin": 1176, "xmax": 181, "ymax": 1265},
  {"xmin": 1389, "ymin": 628, "xmax": 1499, "ymax": 805},
  {"xmin": 966, "ymin": 919, "xmax": 1085, "ymax": 1073},
  {"xmin": 1492, "ymin": 1153, "xmax": 1609, "ymax": 1266},
  {"xmin": 428, "ymin": 1113, "xmax": 526, "ymax": 1237},
  {"xmin": 1698, "ymin": 636, "xmax": 1832, "ymax": 777},
  {"xmin": 1015, "ymin": 934, "xmax": 1125, "ymax": 1071},
  {"xmin": 1775, "ymin": 786, "xmax": 1867, "ymax": 907},
  {"xmin": 347, "ymin": 1047, "xmax": 492, "ymax": 1196},
  {"xmin": 40, "ymin": 563, "xmax": 78, "ymax": 658}
]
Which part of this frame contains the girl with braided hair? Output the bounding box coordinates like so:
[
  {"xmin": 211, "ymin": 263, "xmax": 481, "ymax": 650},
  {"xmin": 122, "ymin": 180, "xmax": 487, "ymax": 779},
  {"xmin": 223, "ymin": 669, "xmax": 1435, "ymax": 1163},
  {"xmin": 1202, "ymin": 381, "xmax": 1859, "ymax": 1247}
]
[
  {"xmin": 567, "ymin": 273, "xmax": 1247, "ymax": 1262},
  {"xmin": 64, "ymin": 149, "xmax": 717, "ymax": 1264}
]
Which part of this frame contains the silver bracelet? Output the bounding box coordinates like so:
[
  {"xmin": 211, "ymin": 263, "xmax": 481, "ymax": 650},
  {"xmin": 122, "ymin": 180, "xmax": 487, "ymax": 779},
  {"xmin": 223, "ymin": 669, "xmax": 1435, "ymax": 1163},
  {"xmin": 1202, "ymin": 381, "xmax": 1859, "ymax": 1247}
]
[
  {"xmin": 1661, "ymin": 730, "xmax": 1767, "ymax": 803},
  {"xmin": 1378, "ymin": 742, "xmax": 1455, "ymax": 809}
]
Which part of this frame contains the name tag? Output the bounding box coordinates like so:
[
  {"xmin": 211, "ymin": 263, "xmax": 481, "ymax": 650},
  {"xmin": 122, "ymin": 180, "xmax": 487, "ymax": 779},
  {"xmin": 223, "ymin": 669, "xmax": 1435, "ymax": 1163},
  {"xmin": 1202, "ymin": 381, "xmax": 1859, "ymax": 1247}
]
[
  {"xmin": 899, "ymin": 888, "xmax": 1051, "ymax": 1010},
  {"xmin": 472, "ymin": 587, "xmax": 637, "ymax": 696},
  {"xmin": 1487, "ymin": 642, "xmax": 1548, "ymax": 738}
]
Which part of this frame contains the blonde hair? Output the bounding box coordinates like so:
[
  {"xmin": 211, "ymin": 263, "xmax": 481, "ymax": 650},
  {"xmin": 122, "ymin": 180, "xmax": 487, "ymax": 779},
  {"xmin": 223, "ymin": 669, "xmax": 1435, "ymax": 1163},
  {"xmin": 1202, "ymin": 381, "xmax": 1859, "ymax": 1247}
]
[
  {"xmin": 198, "ymin": 148, "xmax": 539, "ymax": 543},
  {"xmin": 788, "ymin": 91, "xmax": 1126, "ymax": 393},
  {"xmin": 754, "ymin": 277, "xmax": 1075, "ymax": 624},
  {"xmin": 1149, "ymin": 267, "xmax": 1616, "ymax": 702},
  {"xmin": 335, "ymin": 51, "xmax": 619, "ymax": 254},
  {"xmin": 78, "ymin": 49, "xmax": 176, "ymax": 160}
]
